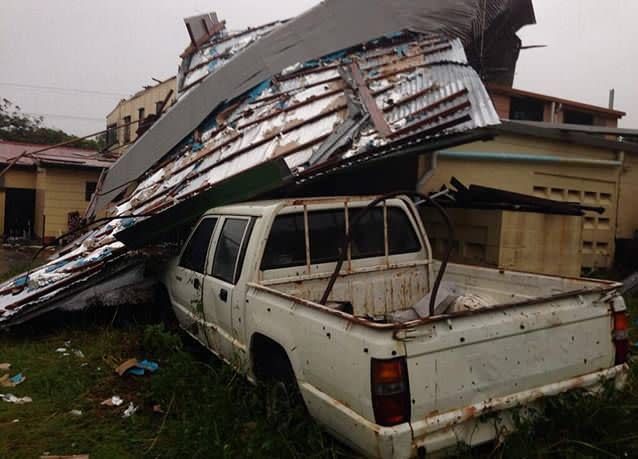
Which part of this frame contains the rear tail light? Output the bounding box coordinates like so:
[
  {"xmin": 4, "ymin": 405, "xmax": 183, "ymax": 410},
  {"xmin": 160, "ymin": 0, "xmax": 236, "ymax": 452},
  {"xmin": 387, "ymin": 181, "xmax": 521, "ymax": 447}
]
[
  {"xmin": 613, "ymin": 311, "xmax": 630, "ymax": 365},
  {"xmin": 371, "ymin": 357, "xmax": 411, "ymax": 426}
]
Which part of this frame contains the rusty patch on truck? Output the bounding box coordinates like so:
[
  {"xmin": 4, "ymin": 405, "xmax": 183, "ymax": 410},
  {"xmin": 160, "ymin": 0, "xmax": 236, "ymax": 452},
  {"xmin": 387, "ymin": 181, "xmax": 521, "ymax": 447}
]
[{"xmin": 415, "ymin": 365, "xmax": 626, "ymax": 439}]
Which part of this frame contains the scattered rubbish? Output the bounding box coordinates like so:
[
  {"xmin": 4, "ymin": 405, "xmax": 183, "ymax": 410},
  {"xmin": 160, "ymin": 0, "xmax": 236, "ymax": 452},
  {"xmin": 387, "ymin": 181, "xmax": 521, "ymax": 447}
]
[
  {"xmin": 80, "ymin": 363, "xmax": 88, "ymax": 367},
  {"xmin": 0, "ymin": 363, "xmax": 10, "ymax": 371},
  {"xmin": 0, "ymin": 373, "xmax": 26, "ymax": 388},
  {"xmin": 11, "ymin": 419, "xmax": 19, "ymax": 423},
  {"xmin": 0, "ymin": 393, "xmax": 32, "ymax": 404},
  {"xmin": 55, "ymin": 348, "xmax": 67, "ymax": 353},
  {"xmin": 101, "ymin": 396, "xmax": 124, "ymax": 407},
  {"xmin": 115, "ymin": 358, "xmax": 139, "ymax": 376},
  {"xmin": 69, "ymin": 409, "xmax": 83, "ymax": 416},
  {"xmin": 10, "ymin": 373, "xmax": 25, "ymax": 385},
  {"xmin": 136, "ymin": 360, "xmax": 159, "ymax": 373},
  {"xmin": 152, "ymin": 404, "xmax": 164, "ymax": 414},
  {"xmin": 73, "ymin": 350, "xmax": 85, "ymax": 359},
  {"xmin": 115, "ymin": 358, "xmax": 159, "ymax": 376},
  {"xmin": 122, "ymin": 402, "xmax": 138, "ymax": 418},
  {"xmin": 126, "ymin": 366, "xmax": 145, "ymax": 376}
]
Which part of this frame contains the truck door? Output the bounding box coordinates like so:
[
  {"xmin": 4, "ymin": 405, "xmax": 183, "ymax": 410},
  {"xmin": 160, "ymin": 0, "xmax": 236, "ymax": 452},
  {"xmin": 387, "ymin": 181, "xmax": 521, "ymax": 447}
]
[
  {"xmin": 170, "ymin": 217, "xmax": 218, "ymax": 345},
  {"xmin": 203, "ymin": 216, "xmax": 253, "ymax": 361}
]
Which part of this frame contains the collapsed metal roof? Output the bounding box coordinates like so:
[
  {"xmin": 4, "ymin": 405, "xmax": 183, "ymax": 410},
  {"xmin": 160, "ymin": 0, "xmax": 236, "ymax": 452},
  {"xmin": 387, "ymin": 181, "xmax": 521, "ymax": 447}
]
[
  {"xmin": 95, "ymin": 0, "xmax": 534, "ymax": 211},
  {"xmin": 0, "ymin": 1, "xmax": 533, "ymax": 327}
]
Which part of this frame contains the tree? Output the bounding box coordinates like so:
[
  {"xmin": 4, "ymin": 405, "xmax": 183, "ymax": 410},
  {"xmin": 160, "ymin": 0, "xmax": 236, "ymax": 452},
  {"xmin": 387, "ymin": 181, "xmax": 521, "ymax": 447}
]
[{"xmin": 0, "ymin": 98, "xmax": 106, "ymax": 150}]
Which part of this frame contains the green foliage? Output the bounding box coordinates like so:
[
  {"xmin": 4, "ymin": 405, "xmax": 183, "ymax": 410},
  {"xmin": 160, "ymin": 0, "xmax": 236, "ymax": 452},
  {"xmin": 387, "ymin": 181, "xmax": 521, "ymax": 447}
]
[{"xmin": 0, "ymin": 98, "xmax": 105, "ymax": 150}]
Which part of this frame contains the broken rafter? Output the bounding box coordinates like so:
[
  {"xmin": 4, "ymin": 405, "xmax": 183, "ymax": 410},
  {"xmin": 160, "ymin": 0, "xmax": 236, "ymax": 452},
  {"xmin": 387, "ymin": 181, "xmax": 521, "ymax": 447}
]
[{"xmin": 349, "ymin": 62, "xmax": 391, "ymax": 138}]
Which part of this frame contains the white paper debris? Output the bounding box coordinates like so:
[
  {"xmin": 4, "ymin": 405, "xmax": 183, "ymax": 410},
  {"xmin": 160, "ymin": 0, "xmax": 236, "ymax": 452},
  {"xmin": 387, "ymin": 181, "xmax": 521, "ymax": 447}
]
[
  {"xmin": 122, "ymin": 402, "xmax": 138, "ymax": 418},
  {"xmin": 0, "ymin": 393, "xmax": 33, "ymax": 404},
  {"xmin": 101, "ymin": 395, "xmax": 124, "ymax": 407}
]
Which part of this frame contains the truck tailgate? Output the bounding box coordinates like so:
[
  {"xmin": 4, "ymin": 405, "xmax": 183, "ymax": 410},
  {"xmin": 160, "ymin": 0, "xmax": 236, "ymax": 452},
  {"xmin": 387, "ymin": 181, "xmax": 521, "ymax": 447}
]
[{"xmin": 401, "ymin": 292, "xmax": 616, "ymax": 426}]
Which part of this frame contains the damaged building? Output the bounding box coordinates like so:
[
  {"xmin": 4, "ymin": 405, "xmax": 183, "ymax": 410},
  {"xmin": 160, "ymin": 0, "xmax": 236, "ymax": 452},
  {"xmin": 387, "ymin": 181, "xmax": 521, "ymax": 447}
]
[{"xmin": 1, "ymin": 0, "xmax": 554, "ymax": 326}]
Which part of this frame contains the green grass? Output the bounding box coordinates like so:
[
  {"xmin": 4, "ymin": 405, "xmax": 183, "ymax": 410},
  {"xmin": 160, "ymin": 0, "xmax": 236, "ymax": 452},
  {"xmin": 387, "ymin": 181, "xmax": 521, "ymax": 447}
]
[
  {"xmin": 0, "ymin": 309, "xmax": 351, "ymax": 459},
  {"xmin": 1, "ymin": 298, "xmax": 638, "ymax": 459}
]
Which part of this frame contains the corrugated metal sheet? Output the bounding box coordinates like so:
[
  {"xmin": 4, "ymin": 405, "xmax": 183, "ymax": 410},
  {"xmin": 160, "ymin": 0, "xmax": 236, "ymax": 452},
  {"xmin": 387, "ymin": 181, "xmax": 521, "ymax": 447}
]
[
  {"xmin": 95, "ymin": 0, "xmax": 534, "ymax": 210},
  {"xmin": 0, "ymin": 27, "xmax": 500, "ymax": 326}
]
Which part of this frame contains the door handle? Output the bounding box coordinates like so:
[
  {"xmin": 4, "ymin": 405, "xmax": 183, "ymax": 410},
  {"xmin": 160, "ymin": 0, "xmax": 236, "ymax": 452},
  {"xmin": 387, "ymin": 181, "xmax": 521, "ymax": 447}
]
[
  {"xmin": 193, "ymin": 278, "xmax": 200, "ymax": 290},
  {"xmin": 219, "ymin": 288, "xmax": 228, "ymax": 302}
]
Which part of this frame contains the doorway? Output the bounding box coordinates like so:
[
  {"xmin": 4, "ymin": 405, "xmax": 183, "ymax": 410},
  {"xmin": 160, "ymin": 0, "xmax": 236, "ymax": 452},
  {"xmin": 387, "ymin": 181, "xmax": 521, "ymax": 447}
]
[{"xmin": 4, "ymin": 188, "xmax": 36, "ymax": 240}]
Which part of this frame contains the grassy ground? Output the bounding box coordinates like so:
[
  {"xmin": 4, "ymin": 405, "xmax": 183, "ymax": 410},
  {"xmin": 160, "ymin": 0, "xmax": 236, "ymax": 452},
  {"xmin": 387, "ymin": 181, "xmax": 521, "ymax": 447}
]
[
  {"xmin": 1, "ymin": 296, "xmax": 638, "ymax": 458},
  {"xmin": 0, "ymin": 307, "xmax": 351, "ymax": 459}
]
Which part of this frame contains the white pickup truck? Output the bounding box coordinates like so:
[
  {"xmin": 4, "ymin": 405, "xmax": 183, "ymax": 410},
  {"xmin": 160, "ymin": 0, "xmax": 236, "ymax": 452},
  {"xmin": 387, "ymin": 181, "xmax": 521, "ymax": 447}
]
[{"xmin": 163, "ymin": 195, "xmax": 629, "ymax": 458}]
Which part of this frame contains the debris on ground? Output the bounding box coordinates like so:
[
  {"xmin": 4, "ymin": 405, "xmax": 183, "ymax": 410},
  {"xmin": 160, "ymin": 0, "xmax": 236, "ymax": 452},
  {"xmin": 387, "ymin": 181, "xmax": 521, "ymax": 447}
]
[
  {"xmin": 100, "ymin": 396, "xmax": 124, "ymax": 407},
  {"xmin": 152, "ymin": 404, "xmax": 164, "ymax": 414},
  {"xmin": 69, "ymin": 409, "xmax": 83, "ymax": 417},
  {"xmin": 0, "ymin": 363, "xmax": 10, "ymax": 371},
  {"xmin": 122, "ymin": 402, "xmax": 138, "ymax": 418},
  {"xmin": 0, "ymin": 372, "xmax": 26, "ymax": 387},
  {"xmin": 115, "ymin": 358, "xmax": 159, "ymax": 376},
  {"xmin": 115, "ymin": 358, "xmax": 138, "ymax": 376},
  {"xmin": 0, "ymin": 393, "xmax": 32, "ymax": 404}
]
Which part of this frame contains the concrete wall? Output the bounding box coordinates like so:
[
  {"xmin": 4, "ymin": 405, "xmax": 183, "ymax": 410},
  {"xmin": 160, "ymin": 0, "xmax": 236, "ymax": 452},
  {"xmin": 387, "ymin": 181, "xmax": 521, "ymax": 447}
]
[
  {"xmin": 421, "ymin": 208, "xmax": 583, "ymax": 277},
  {"xmin": 106, "ymin": 77, "xmax": 176, "ymax": 156},
  {"xmin": 617, "ymin": 153, "xmax": 638, "ymax": 240},
  {"xmin": 35, "ymin": 167, "xmax": 102, "ymax": 240},
  {"xmin": 418, "ymin": 133, "xmax": 622, "ymax": 270}
]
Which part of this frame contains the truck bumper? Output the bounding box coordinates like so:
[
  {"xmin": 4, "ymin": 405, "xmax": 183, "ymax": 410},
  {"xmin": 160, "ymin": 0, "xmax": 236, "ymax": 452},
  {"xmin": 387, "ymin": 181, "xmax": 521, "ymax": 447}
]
[{"xmin": 300, "ymin": 364, "xmax": 628, "ymax": 459}]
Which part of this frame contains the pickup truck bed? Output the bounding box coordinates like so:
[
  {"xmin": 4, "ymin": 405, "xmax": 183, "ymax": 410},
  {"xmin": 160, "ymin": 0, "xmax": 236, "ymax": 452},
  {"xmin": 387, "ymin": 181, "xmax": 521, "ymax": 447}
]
[{"xmin": 165, "ymin": 196, "xmax": 628, "ymax": 458}]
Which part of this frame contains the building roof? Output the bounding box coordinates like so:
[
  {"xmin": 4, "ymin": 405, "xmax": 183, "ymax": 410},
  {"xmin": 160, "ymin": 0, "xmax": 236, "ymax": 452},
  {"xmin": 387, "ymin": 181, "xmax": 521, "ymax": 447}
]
[
  {"xmin": 0, "ymin": 140, "xmax": 115, "ymax": 169},
  {"xmin": 106, "ymin": 76, "xmax": 176, "ymax": 119},
  {"xmin": 96, "ymin": 0, "xmax": 535, "ymax": 211},
  {"xmin": 0, "ymin": 0, "xmax": 535, "ymax": 328},
  {"xmin": 487, "ymin": 83, "xmax": 626, "ymax": 118},
  {"xmin": 503, "ymin": 120, "xmax": 638, "ymax": 137},
  {"xmin": 497, "ymin": 120, "xmax": 638, "ymax": 154}
]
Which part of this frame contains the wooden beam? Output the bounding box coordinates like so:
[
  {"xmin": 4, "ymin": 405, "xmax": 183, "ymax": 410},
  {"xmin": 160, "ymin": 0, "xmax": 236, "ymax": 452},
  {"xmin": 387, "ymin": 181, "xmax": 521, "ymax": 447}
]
[{"xmin": 349, "ymin": 62, "xmax": 391, "ymax": 137}]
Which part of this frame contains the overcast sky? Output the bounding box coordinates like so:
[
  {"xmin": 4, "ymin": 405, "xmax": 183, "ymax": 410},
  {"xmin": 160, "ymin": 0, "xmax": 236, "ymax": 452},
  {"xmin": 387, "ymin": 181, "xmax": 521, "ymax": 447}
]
[{"xmin": 1, "ymin": 0, "xmax": 637, "ymax": 136}]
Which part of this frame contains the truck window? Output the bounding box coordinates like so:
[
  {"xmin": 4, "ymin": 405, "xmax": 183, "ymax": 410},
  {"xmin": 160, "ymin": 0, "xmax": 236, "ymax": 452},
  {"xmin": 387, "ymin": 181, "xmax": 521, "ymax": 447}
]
[
  {"xmin": 349, "ymin": 208, "xmax": 385, "ymax": 259},
  {"xmin": 309, "ymin": 210, "xmax": 346, "ymax": 263},
  {"xmin": 212, "ymin": 218, "xmax": 250, "ymax": 284},
  {"xmin": 387, "ymin": 207, "xmax": 421, "ymax": 254},
  {"xmin": 261, "ymin": 213, "xmax": 306, "ymax": 270},
  {"xmin": 261, "ymin": 205, "xmax": 422, "ymax": 271},
  {"xmin": 179, "ymin": 217, "xmax": 218, "ymax": 273}
]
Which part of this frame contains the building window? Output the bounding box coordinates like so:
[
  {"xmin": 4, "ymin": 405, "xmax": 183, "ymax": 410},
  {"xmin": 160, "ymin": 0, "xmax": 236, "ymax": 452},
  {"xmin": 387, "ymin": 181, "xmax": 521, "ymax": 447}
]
[
  {"xmin": 155, "ymin": 101, "xmax": 164, "ymax": 114},
  {"xmin": 138, "ymin": 108, "xmax": 145, "ymax": 128},
  {"xmin": 509, "ymin": 96, "xmax": 545, "ymax": 121},
  {"xmin": 85, "ymin": 182, "xmax": 98, "ymax": 202},
  {"xmin": 106, "ymin": 123, "xmax": 118, "ymax": 147},
  {"xmin": 564, "ymin": 110, "xmax": 594, "ymax": 126},
  {"xmin": 123, "ymin": 116, "xmax": 131, "ymax": 143}
]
